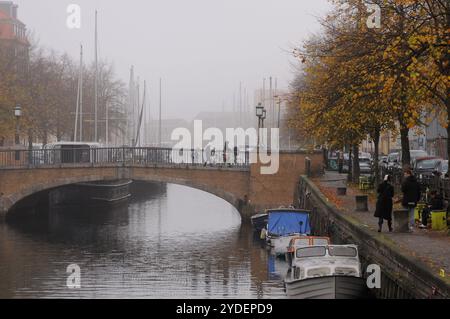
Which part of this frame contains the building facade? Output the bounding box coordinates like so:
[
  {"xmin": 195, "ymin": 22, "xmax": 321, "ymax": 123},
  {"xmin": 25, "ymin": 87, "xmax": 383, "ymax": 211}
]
[
  {"xmin": 0, "ymin": 1, "xmax": 29, "ymax": 148},
  {"xmin": 0, "ymin": 1, "xmax": 28, "ymax": 59}
]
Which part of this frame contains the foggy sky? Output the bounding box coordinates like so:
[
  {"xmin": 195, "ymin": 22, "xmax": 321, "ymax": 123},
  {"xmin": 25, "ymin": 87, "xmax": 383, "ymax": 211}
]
[{"xmin": 15, "ymin": 0, "xmax": 330, "ymax": 120}]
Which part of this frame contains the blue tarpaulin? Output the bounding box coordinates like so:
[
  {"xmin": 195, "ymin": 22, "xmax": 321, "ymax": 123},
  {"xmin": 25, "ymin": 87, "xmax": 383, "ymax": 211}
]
[{"xmin": 267, "ymin": 210, "xmax": 311, "ymax": 236}]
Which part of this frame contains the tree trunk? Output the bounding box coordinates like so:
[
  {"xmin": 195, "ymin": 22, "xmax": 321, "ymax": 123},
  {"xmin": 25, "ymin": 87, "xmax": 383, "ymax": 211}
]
[
  {"xmin": 447, "ymin": 92, "xmax": 450, "ymax": 165},
  {"xmin": 56, "ymin": 126, "xmax": 62, "ymax": 142},
  {"xmin": 399, "ymin": 124, "xmax": 410, "ymax": 168},
  {"xmin": 28, "ymin": 129, "xmax": 33, "ymax": 149},
  {"xmin": 352, "ymin": 144, "xmax": 360, "ymax": 183},
  {"xmin": 372, "ymin": 128, "xmax": 380, "ymax": 187},
  {"xmin": 43, "ymin": 129, "xmax": 48, "ymax": 146},
  {"xmin": 347, "ymin": 145, "xmax": 353, "ymax": 182},
  {"xmin": 28, "ymin": 129, "xmax": 33, "ymax": 165}
]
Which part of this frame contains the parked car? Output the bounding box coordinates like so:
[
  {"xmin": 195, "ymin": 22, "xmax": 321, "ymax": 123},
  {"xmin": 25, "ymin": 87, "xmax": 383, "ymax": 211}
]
[
  {"xmin": 386, "ymin": 152, "xmax": 400, "ymax": 171},
  {"xmin": 359, "ymin": 157, "xmax": 372, "ymax": 175},
  {"xmin": 404, "ymin": 150, "xmax": 428, "ymax": 167},
  {"xmin": 359, "ymin": 152, "xmax": 372, "ymax": 161},
  {"xmin": 439, "ymin": 160, "xmax": 448, "ymax": 178},
  {"xmin": 413, "ymin": 157, "xmax": 443, "ymax": 178}
]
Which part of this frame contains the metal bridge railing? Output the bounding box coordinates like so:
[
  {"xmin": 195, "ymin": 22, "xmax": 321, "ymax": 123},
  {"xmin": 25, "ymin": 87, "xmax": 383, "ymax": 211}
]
[{"xmin": 0, "ymin": 147, "xmax": 251, "ymax": 170}]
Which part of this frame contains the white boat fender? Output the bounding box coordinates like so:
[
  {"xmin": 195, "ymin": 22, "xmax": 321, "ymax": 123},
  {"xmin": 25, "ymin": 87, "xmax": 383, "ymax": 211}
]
[{"xmin": 260, "ymin": 228, "xmax": 267, "ymax": 240}]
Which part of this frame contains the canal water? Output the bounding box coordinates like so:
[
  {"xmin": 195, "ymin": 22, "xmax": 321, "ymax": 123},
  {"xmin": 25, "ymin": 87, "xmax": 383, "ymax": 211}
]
[{"xmin": 0, "ymin": 182, "xmax": 288, "ymax": 299}]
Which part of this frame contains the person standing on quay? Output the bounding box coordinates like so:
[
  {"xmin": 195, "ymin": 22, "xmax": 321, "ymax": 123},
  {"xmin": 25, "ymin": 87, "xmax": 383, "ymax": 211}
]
[
  {"xmin": 401, "ymin": 169, "xmax": 421, "ymax": 232},
  {"xmin": 375, "ymin": 175, "xmax": 394, "ymax": 232}
]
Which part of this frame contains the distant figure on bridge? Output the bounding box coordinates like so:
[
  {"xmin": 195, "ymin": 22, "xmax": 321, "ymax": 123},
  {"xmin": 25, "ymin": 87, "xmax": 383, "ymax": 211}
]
[
  {"xmin": 193, "ymin": 149, "xmax": 200, "ymax": 165},
  {"xmin": 234, "ymin": 146, "xmax": 238, "ymax": 165},
  {"xmin": 374, "ymin": 175, "xmax": 394, "ymax": 233},
  {"xmin": 401, "ymin": 169, "xmax": 421, "ymax": 232},
  {"xmin": 223, "ymin": 142, "xmax": 228, "ymax": 164}
]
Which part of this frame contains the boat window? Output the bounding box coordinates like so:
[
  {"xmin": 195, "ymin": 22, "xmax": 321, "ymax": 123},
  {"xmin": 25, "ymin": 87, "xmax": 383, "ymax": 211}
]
[
  {"xmin": 328, "ymin": 246, "xmax": 357, "ymax": 257},
  {"xmin": 294, "ymin": 239, "xmax": 309, "ymax": 246},
  {"xmin": 296, "ymin": 246, "xmax": 326, "ymax": 258},
  {"xmin": 312, "ymin": 238, "xmax": 329, "ymax": 245}
]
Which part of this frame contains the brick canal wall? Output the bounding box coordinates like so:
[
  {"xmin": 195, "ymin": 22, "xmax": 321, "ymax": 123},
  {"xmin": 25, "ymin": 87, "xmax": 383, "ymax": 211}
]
[
  {"xmin": 248, "ymin": 150, "xmax": 323, "ymax": 213},
  {"xmin": 296, "ymin": 176, "xmax": 450, "ymax": 299}
]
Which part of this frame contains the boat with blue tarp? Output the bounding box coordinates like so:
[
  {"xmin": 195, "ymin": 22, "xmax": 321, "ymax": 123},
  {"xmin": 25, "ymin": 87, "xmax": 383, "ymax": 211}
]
[{"xmin": 263, "ymin": 208, "xmax": 312, "ymax": 257}]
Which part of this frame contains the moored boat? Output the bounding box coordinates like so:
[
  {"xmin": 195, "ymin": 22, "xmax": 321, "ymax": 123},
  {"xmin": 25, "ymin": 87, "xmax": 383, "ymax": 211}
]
[
  {"xmin": 285, "ymin": 245, "xmax": 369, "ymax": 299},
  {"xmin": 264, "ymin": 209, "xmax": 312, "ymax": 257},
  {"xmin": 76, "ymin": 179, "xmax": 132, "ymax": 203},
  {"xmin": 251, "ymin": 213, "xmax": 268, "ymax": 234}
]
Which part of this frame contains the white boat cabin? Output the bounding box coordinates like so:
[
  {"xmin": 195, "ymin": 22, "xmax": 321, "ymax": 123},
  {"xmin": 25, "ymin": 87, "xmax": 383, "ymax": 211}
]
[{"xmin": 288, "ymin": 245, "xmax": 361, "ymax": 281}]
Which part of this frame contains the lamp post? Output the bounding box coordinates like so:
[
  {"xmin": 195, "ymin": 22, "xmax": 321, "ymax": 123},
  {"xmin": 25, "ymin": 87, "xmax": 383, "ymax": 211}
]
[
  {"xmin": 14, "ymin": 105, "xmax": 22, "ymax": 160},
  {"xmin": 256, "ymin": 103, "xmax": 266, "ymax": 152}
]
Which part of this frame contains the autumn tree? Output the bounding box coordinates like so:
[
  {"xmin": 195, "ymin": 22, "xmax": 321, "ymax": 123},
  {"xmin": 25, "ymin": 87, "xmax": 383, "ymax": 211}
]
[
  {"xmin": 0, "ymin": 39, "xmax": 127, "ymax": 146},
  {"xmin": 289, "ymin": 0, "xmax": 446, "ymax": 182}
]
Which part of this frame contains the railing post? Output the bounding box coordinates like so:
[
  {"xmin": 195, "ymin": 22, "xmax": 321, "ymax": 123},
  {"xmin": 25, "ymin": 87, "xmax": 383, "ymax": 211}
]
[{"xmin": 305, "ymin": 156, "xmax": 311, "ymax": 177}]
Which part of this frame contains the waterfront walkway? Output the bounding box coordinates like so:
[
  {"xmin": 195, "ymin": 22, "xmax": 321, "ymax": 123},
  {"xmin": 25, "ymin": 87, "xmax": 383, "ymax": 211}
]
[{"xmin": 314, "ymin": 171, "xmax": 450, "ymax": 283}]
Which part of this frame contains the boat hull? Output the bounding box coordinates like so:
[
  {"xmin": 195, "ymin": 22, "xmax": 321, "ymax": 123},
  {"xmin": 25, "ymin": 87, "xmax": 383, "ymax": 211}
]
[
  {"xmin": 76, "ymin": 180, "xmax": 132, "ymax": 204},
  {"xmin": 285, "ymin": 276, "xmax": 369, "ymax": 299}
]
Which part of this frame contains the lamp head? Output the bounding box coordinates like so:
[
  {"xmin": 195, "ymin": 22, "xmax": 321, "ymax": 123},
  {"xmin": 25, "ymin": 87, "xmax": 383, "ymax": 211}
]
[
  {"xmin": 14, "ymin": 105, "xmax": 22, "ymax": 118},
  {"xmin": 256, "ymin": 103, "xmax": 264, "ymax": 117}
]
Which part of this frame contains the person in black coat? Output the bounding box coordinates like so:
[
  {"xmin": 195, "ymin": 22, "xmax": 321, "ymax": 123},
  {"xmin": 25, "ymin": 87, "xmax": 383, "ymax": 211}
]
[
  {"xmin": 374, "ymin": 175, "xmax": 394, "ymax": 232},
  {"xmin": 401, "ymin": 169, "xmax": 421, "ymax": 230}
]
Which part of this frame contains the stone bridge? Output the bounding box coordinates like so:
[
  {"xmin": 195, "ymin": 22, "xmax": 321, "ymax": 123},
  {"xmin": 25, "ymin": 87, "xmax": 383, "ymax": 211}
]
[{"xmin": 0, "ymin": 149, "xmax": 323, "ymax": 221}]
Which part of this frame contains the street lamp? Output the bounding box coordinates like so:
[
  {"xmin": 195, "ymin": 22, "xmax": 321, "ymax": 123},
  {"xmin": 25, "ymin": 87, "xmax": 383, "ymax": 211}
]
[
  {"xmin": 14, "ymin": 105, "xmax": 22, "ymax": 145},
  {"xmin": 256, "ymin": 103, "xmax": 266, "ymax": 152},
  {"xmin": 14, "ymin": 105, "xmax": 22, "ymax": 118},
  {"xmin": 14, "ymin": 105, "xmax": 22, "ymax": 160},
  {"xmin": 256, "ymin": 103, "xmax": 264, "ymax": 118}
]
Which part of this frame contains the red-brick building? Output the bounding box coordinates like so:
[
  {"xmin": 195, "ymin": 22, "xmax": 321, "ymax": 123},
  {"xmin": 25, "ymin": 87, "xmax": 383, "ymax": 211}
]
[
  {"xmin": 0, "ymin": 1, "xmax": 29, "ymax": 60},
  {"xmin": 0, "ymin": 1, "xmax": 29, "ymax": 148}
]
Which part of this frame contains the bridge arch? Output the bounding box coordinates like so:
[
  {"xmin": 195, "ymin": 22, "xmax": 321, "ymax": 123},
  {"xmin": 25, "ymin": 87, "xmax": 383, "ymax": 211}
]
[
  {"xmin": 0, "ymin": 151, "xmax": 324, "ymax": 221},
  {"xmin": 0, "ymin": 166, "xmax": 251, "ymax": 220}
]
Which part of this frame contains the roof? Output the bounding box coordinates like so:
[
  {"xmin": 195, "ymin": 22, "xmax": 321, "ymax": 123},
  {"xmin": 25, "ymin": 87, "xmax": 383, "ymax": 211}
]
[{"xmin": 44, "ymin": 142, "xmax": 103, "ymax": 149}]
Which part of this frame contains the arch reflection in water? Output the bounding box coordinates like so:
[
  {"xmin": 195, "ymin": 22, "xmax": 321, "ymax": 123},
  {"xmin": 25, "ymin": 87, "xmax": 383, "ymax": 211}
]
[{"xmin": 0, "ymin": 182, "xmax": 287, "ymax": 299}]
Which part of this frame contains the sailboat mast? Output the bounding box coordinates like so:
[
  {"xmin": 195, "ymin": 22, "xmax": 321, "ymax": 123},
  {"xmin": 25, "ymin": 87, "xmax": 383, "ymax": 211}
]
[
  {"xmin": 74, "ymin": 44, "xmax": 83, "ymax": 142},
  {"xmin": 94, "ymin": 10, "xmax": 98, "ymax": 142},
  {"xmin": 74, "ymin": 46, "xmax": 80, "ymax": 141},
  {"xmin": 143, "ymin": 81, "xmax": 148, "ymax": 146},
  {"xmin": 79, "ymin": 44, "xmax": 83, "ymax": 142},
  {"xmin": 159, "ymin": 78, "xmax": 162, "ymax": 147},
  {"xmin": 136, "ymin": 80, "xmax": 140, "ymax": 146},
  {"xmin": 128, "ymin": 66, "xmax": 134, "ymax": 146}
]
